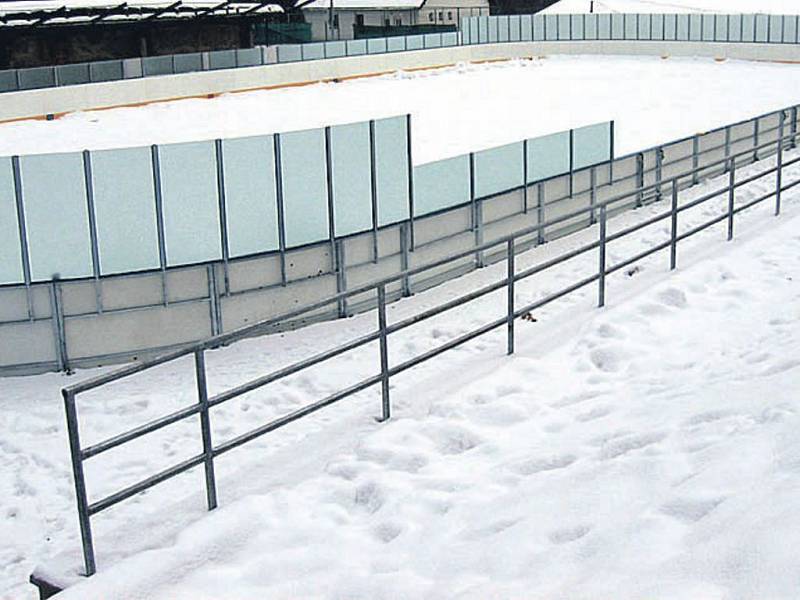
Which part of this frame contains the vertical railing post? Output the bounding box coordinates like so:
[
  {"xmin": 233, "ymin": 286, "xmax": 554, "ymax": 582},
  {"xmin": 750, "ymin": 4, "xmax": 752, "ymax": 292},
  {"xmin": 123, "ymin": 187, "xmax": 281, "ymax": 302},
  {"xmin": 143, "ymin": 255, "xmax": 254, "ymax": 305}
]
[
  {"xmin": 727, "ymin": 160, "xmax": 736, "ymax": 241},
  {"xmin": 635, "ymin": 152, "xmax": 644, "ymax": 207},
  {"xmin": 50, "ymin": 281, "xmax": 69, "ymax": 372},
  {"xmin": 670, "ymin": 179, "xmax": 678, "ymax": 270},
  {"xmin": 776, "ymin": 111, "xmax": 785, "ymax": 216},
  {"xmin": 506, "ymin": 238, "xmax": 515, "ymax": 355},
  {"xmin": 194, "ymin": 350, "xmax": 218, "ymax": 512},
  {"xmin": 655, "ymin": 147, "xmax": 663, "ymax": 203},
  {"xmin": 63, "ymin": 389, "xmax": 96, "ymax": 577},
  {"xmin": 377, "ymin": 285, "xmax": 391, "ymax": 422},
  {"xmin": 537, "ymin": 182, "xmax": 545, "ymax": 244},
  {"xmin": 790, "ymin": 106, "xmax": 797, "ymax": 149},
  {"xmin": 691, "ymin": 135, "xmax": 699, "ymax": 185},
  {"xmin": 589, "ymin": 166, "xmax": 597, "ymax": 224},
  {"xmin": 335, "ymin": 240, "xmax": 347, "ymax": 318},
  {"xmin": 598, "ymin": 204, "xmax": 607, "ymax": 308},
  {"xmin": 368, "ymin": 119, "xmax": 380, "ymax": 264},
  {"xmin": 724, "ymin": 125, "xmax": 731, "ymax": 171},
  {"xmin": 753, "ymin": 118, "xmax": 760, "ymax": 163},
  {"xmin": 400, "ymin": 222, "xmax": 412, "ymax": 297}
]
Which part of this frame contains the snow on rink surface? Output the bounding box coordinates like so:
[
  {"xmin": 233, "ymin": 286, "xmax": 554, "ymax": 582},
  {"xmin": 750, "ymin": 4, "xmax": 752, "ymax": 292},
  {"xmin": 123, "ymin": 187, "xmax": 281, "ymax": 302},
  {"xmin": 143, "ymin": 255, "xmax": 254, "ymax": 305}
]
[
  {"xmin": 4, "ymin": 56, "xmax": 800, "ymax": 163},
  {"xmin": 1, "ymin": 148, "xmax": 800, "ymax": 599}
]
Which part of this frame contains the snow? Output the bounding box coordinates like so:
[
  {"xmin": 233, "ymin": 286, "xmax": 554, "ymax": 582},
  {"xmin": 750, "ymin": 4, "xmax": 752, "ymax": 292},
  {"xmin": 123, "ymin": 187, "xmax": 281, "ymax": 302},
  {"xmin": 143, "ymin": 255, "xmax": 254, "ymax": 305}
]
[
  {"xmin": 2, "ymin": 143, "xmax": 799, "ymax": 599},
  {"xmin": 3, "ymin": 56, "xmax": 800, "ymax": 164},
  {"xmin": 541, "ymin": 0, "xmax": 800, "ymax": 15}
]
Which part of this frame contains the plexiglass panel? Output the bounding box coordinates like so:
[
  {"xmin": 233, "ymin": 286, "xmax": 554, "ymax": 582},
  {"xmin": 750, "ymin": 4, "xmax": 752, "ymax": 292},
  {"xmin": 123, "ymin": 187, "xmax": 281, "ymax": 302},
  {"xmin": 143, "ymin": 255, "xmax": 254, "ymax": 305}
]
[
  {"xmin": 785, "ymin": 15, "xmax": 798, "ymax": 44},
  {"xmin": 368, "ymin": 38, "xmax": 388, "ymax": 54},
  {"xmin": 443, "ymin": 31, "xmax": 459, "ymax": 46},
  {"xmin": 90, "ymin": 60, "xmax": 123, "ymax": 82},
  {"xmin": 303, "ymin": 43, "xmax": 326, "ymax": 60},
  {"xmin": 280, "ymin": 128, "xmax": 330, "ymax": 247},
  {"xmin": 545, "ymin": 15, "xmax": 557, "ymax": 40},
  {"xmin": 527, "ymin": 131, "xmax": 570, "ymax": 183},
  {"xmin": 489, "ymin": 16, "xmax": 499, "ymax": 42},
  {"xmin": 330, "ymin": 122, "xmax": 373, "ymax": 237},
  {"xmin": 173, "ymin": 53, "xmax": 202, "ymax": 74},
  {"xmin": 571, "ymin": 14, "xmax": 584, "ymax": 39},
  {"xmin": 521, "ymin": 14, "xmax": 533, "ymax": 40},
  {"xmin": 0, "ymin": 157, "xmax": 23, "ymax": 284},
  {"xmin": 573, "ymin": 123, "xmax": 611, "ymax": 170},
  {"xmin": 20, "ymin": 152, "xmax": 93, "ymax": 281},
  {"xmin": 769, "ymin": 15, "xmax": 784, "ymax": 43},
  {"xmin": 479, "ymin": 16, "xmax": 490, "ymax": 42},
  {"xmin": 676, "ymin": 14, "xmax": 689, "ymax": 40},
  {"xmin": 91, "ymin": 147, "xmax": 160, "ymax": 274},
  {"xmin": 715, "ymin": 13, "xmax": 728, "ymax": 41},
  {"xmin": 584, "ymin": 13, "xmax": 598, "ymax": 39},
  {"xmin": 57, "ymin": 64, "xmax": 91, "ymax": 86},
  {"xmin": 624, "ymin": 14, "xmax": 637, "ymax": 39},
  {"xmin": 652, "ymin": 14, "xmax": 664, "ymax": 40},
  {"xmin": 325, "ymin": 41, "xmax": 347, "ymax": 57},
  {"xmin": 347, "ymin": 39, "xmax": 367, "ymax": 55},
  {"xmin": 208, "ymin": 50, "xmax": 236, "ymax": 70},
  {"xmin": 277, "ymin": 45, "xmax": 302, "ymax": 63},
  {"xmin": 387, "ymin": 36, "xmax": 406, "ymax": 52},
  {"xmin": 222, "ymin": 136, "xmax": 280, "ymax": 257},
  {"xmin": 638, "ymin": 14, "xmax": 651, "ymax": 39},
  {"xmin": 509, "ymin": 15, "xmax": 521, "ymax": 41},
  {"xmin": 497, "ymin": 16, "xmax": 509, "ymax": 42},
  {"xmin": 413, "ymin": 156, "xmax": 470, "ymax": 216},
  {"xmin": 474, "ymin": 142, "xmax": 523, "ymax": 198},
  {"xmin": 533, "ymin": 15, "xmax": 545, "ymax": 40},
  {"xmin": 598, "ymin": 14, "xmax": 611, "ymax": 39},
  {"xmin": 755, "ymin": 14, "xmax": 768, "ymax": 42},
  {"xmin": 689, "ymin": 14, "xmax": 702, "ymax": 40},
  {"xmin": 159, "ymin": 141, "xmax": 221, "ymax": 266},
  {"xmin": 742, "ymin": 15, "xmax": 755, "ymax": 42},
  {"xmin": 728, "ymin": 14, "xmax": 742, "ymax": 42},
  {"xmin": 701, "ymin": 14, "xmax": 714, "ymax": 40},
  {"xmin": 558, "ymin": 14, "xmax": 570, "ymax": 39},
  {"xmin": 406, "ymin": 35, "xmax": 424, "ymax": 50},
  {"xmin": 664, "ymin": 13, "xmax": 677, "ymax": 40},
  {"xmin": 236, "ymin": 48, "xmax": 262, "ymax": 67},
  {"xmin": 424, "ymin": 33, "xmax": 442, "ymax": 48},
  {"xmin": 374, "ymin": 116, "xmax": 410, "ymax": 226},
  {"xmin": 611, "ymin": 14, "xmax": 624, "ymax": 39}
]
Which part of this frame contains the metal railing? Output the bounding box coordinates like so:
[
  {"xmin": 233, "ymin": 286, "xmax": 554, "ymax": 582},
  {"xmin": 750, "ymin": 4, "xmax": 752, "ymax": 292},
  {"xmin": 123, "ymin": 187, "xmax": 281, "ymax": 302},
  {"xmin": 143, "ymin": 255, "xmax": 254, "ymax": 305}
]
[{"xmin": 62, "ymin": 112, "xmax": 800, "ymax": 578}]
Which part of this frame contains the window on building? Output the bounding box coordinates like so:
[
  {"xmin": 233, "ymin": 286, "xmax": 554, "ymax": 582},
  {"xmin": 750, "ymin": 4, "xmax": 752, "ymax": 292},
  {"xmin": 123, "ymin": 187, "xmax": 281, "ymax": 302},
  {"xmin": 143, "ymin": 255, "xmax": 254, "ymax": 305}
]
[
  {"xmin": 356, "ymin": 13, "xmax": 364, "ymax": 26},
  {"xmin": 428, "ymin": 12, "xmax": 434, "ymax": 22},
  {"xmin": 448, "ymin": 11, "xmax": 453, "ymax": 21},
  {"xmin": 333, "ymin": 14, "xmax": 339, "ymax": 28},
  {"xmin": 438, "ymin": 11, "xmax": 443, "ymax": 21},
  {"xmin": 394, "ymin": 17, "xmax": 402, "ymax": 26}
]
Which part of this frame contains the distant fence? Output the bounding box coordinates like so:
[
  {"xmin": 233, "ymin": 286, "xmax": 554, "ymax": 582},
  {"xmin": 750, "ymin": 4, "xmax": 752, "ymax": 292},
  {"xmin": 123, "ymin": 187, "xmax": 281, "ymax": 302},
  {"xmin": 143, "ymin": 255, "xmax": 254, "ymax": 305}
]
[
  {"xmin": 0, "ymin": 118, "xmax": 612, "ymax": 374},
  {"xmin": 4, "ymin": 13, "xmax": 800, "ymax": 94}
]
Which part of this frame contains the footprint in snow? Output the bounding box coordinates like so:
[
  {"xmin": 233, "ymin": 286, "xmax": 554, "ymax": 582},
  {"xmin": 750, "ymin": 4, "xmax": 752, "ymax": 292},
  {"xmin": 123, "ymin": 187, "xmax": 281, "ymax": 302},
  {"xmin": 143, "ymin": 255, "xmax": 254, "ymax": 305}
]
[
  {"xmin": 598, "ymin": 432, "xmax": 666, "ymax": 460},
  {"xmin": 510, "ymin": 454, "xmax": 577, "ymax": 476},
  {"xmin": 549, "ymin": 524, "xmax": 591, "ymax": 545},
  {"xmin": 660, "ymin": 496, "xmax": 725, "ymax": 523}
]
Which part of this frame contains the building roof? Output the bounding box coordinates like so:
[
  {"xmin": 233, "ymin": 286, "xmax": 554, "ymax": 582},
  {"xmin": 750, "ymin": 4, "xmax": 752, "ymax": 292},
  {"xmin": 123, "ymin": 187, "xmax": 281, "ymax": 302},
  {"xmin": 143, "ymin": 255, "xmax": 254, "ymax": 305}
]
[
  {"xmin": 0, "ymin": 0, "xmax": 284, "ymax": 28},
  {"xmin": 301, "ymin": 0, "xmax": 423, "ymax": 10}
]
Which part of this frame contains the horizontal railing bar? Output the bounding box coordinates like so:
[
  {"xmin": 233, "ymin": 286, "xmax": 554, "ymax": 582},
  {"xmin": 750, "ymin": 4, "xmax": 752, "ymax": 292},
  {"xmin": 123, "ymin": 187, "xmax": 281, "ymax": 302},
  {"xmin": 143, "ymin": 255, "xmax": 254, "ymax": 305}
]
[
  {"xmin": 208, "ymin": 329, "xmax": 383, "ymax": 407},
  {"xmin": 64, "ymin": 131, "xmax": 799, "ymax": 396},
  {"xmin": 212, "ymin": 373, "xmax": 385, "ymax": 457},
  {"xmin": 606, "ymin": 239, "xmax": 673, "ymax": 276},
  {"xmin": 82, "ymin": 403, "xmax": 203, "ymax": 460},
  {"xmin": 88, "ymin": 453, "xmax": 206, "ymax": 515},
  {"xmin": 514, "ymin": 272, "xmax": 601, "ymax": 319}
]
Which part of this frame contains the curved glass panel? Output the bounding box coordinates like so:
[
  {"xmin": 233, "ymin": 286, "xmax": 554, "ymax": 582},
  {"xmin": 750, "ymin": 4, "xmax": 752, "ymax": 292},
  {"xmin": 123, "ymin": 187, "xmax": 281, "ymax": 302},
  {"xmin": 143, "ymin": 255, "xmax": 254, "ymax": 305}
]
[
  {"xmin": 222, "ymin": 135, "xmax": 280, "ymax": 257},
  {"xmin": 280, "ymin": 128, "xmax": 329, "ymax": 248},
  {"xmin": 159, "ymin": 141, "xmax": 221, "ymax": 266},
  {"xmin": 91, "ymin": 146, "xmax": 160, "ymax": 274},
  {"xmin": 20, "ymin": 152, "xmax": 93, "ymax": 281}
]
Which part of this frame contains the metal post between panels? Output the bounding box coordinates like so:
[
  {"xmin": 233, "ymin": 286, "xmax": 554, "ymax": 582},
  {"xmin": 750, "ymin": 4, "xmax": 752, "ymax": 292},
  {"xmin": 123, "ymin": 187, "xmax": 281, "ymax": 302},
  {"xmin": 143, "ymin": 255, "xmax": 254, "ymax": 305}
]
[
  {"xmin": 63, "ymin": 390, "xmax": 96, "ymax": 577},
  {"xmin": 82, "ymin": 150, "xmax": 103, "ymax": 314},
  {"xmin": 369, "ymin": 120, "xmax": 379, "ymax": 264},
  {"xmin": 598, "ymin": 205, "xmax": 607, "ymax": 308},
  {"xmin": 324, "ymin": 126, "xmax": 337, "ymax": 274},
  {"xmin": 753, "ymin": 118, "xmax": 760, "ymax": 163},
  {"xmin": 400, "ymin": 222, "xmax": 411, "ymax": 297},
  {"xmin": 273, "ymin": 134, "xmax": 288, "ymax": 286},
  {"xmin": 150, "ymin": 145, "xmax": 169, "ymax": 306},
  {"xmin": 589, "ymin": 166, "xmax": 597, "ymax": 224},
  {"xmin": 691, "ymin": 135, "xmax": 699, "ymax": 185},
  {"xmin": 522, "ymin": 139, "xmax": 528, "ymax": 214},
  {"xmin": 194, "ymin": 350, "xmax": 218, "ymax": 511},
  {"xmin": 377, "ymin": 285, "xmax": 391, "ymax": 421},
  {"xmin": 791, "ymin": 107, "xmax": 798, "ymax": 149},
  {"xmin": 635, "ymin": 153, "xmax": 644, "ymax": 207},
  {"xmin": 11, "ymin": 155, "xmax": 34, "ymax": 320},
  {"xmin": 537, "ymin": 183, "xmax": 545, "ymax": 244},
  {"xmin": 670, "ymin": 180, "xmax": 678, "ymax": 270},
  {"xmin": 655, "ymin": 148, "xmax": 663, "ymax": 203},
  {"xmin": 776, "ymin": 112, "xmax": 785, "ymax": 216},
  {"xmin": 214, "ymin": 139, "xmax": 231, "ymax": 296},
  {"xmin": 405, "ymin": 114, "xmax": 415, "ymax": 251},
  {"xmin": 727, "ymin": 160, "xmax": 736, "ymax": 241},
  {"xmin": 50, "ymin": 281, "xmax": 69, "ymax": 372},
  {"xmin": 506, "ymin": 239, "xmax": 515, "ymax": 355},
  {"xmin": 568, "ymin": 129, "xmax": 575, "ymax": 197}
]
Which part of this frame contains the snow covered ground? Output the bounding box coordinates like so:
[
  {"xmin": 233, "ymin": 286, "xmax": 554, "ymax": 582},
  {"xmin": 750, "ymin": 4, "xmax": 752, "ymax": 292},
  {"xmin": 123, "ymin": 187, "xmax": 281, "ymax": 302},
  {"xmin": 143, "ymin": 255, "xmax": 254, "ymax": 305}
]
[
  {"xmin": 541, "ymin": 0, "xmax": 800, "ymax": 15},
  {"xmin": 2, "ymin": 143, "xmax": 799, "ymax": 599},
  {"xmin": 3, "ymin": 56, "xmax": 800, "ymax": 163}
]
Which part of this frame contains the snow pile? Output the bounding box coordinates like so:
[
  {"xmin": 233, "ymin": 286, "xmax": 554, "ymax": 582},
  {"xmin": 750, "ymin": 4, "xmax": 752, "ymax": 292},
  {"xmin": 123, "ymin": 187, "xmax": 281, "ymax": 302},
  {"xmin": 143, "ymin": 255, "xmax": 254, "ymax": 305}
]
[
  {"xmin": 2, "ymin": 148, "xmax": 797, "ymax": 599},
  {"xmin": 541, "ymin": 0, "xmax": 800, "ymax": 15},
  {"xmin": 3, "ymin": 56, "xmax": 800, "ymax": 163}
]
